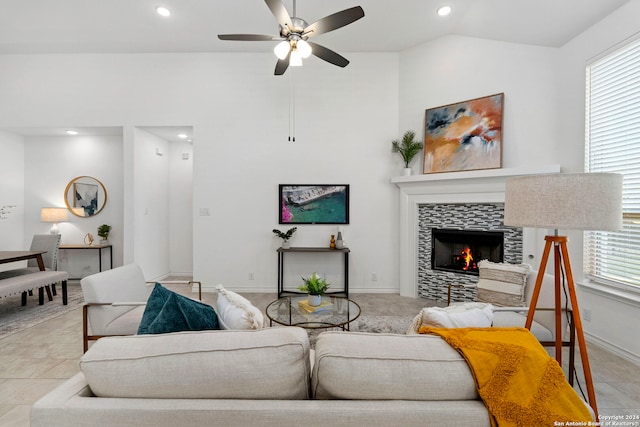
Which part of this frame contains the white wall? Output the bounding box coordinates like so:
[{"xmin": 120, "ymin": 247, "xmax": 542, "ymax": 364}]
[
  {"xmin": 399, "ymin": 35, "xmax": 561, "ymax": 173},
  {"xmin": 556, "ymin": 0, "xmax": 640, "ymax": 363},
  {"xmin": 0, "ymin": 131, "xmax": 25, "ymax": 265},
  {"xmin": 193, "ymin": 53, "xmax": 400, "ymax": 292},
  {"xmin": 132, "ymin": 128, "xmax": 170, "ymax": 279},
  {"xmin": 0, "ymin": 53, "xmax": 394, "ymax": 289},
  {"xmin": 169, "ymin": 139, "xmax": 193, "ymax": 276},
  {"xmin": 22, "ymin": 134, "xmax": 124, "ymax": 277}
]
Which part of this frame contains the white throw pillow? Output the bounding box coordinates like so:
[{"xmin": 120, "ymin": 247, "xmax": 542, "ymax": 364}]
[
  {"xmin": 215, "ymin": 284, "xmax": 265, "ymax": 330},
  {"xmin": 407, "ymin": 302, "xmax": 494, "ymax": 333}
]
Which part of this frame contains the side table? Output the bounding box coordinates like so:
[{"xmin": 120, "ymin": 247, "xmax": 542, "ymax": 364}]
[
  {"xmin": 58, "ymin": 244, "xmax": 113, "ymax": 280},
  {"xmin": 277, "ymin": 246, "xmax": 350, "ymax": 298}
]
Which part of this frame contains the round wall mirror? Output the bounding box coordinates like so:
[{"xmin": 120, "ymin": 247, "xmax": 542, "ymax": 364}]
[{"xmin": 64, "ymin": 176, "xmax": 108, "ymax": 217}]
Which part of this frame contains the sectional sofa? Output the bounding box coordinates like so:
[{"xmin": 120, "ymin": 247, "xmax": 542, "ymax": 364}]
[{"xmin": 32, "ymin": 327, "xmax": 492, "ymax": 426}]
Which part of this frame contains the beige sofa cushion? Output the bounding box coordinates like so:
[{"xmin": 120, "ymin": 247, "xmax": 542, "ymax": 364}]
[
  {"xmin": 312, "ymin": 332, "xmax": 478, "ymax": 401},
  {"xmin": 80, "ymin": 327, "xmax": 310, "ymax": 399},
  {"xmin": 477, "ymin": 260, "xmax": 530, "ymax": 306}
]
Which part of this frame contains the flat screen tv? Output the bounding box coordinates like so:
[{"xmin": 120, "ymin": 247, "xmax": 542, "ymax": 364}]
[{"xmin": 279, "ymin": 184, "xmax": 349, "ymax": 224}]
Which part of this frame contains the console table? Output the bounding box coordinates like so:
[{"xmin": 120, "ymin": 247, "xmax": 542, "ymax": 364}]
[
  {"xmin": 59, "ymin": 244, "xmax": 113, "ymax": 280},
  {"xmin": 277, "ymin": 247, "xmax": 350, "ymax": 298}
]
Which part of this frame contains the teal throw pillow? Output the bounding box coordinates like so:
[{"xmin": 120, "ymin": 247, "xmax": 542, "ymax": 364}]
[{"xmin": 137, "ymin": 283, "xmax": 219, "ymax": 335}]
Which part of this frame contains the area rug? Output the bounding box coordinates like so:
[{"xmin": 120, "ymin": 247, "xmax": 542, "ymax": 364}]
[
  {"xmin": 306, "ymin": 314, "xmax": 415, "ymax": 347},
  {"xmin": 0, "ymin": 282, "xmax": 84, "ymax": 340}
]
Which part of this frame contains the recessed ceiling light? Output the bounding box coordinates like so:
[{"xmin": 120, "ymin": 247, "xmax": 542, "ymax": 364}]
[
  {"xmin": 65, "ymin": 130, "xmax": 79, "ymax": 135},
  {"xmin": 437, "ymin": 5, "xmax": 452, "ymax": 16},
  {"xmin": 177, "ymin": 133, "xmax": 188, "ymax": 139},
  {"xmin": 155, "ymin": 6, "xmax": 171, "ymax": 17}
]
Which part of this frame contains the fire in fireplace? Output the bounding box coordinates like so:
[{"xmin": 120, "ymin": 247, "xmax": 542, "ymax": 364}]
[{"xmin": 431, "ymin": 228, "xmax": 504, "ymax": 275}]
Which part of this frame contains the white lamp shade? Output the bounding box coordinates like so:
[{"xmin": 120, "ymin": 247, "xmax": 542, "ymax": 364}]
[
  {"xmin": 274, "ymin": 41, "xmax": 291, "ymax": 60},
  {"xmin": 504, "ymin": 173, "xmax": 623, "ymax": 231},
  {"xmin": 40, "ymin": 207, "xmax": 69, "ymax": 223},
  {"xmin": 296, "ymin": 39, "xmax": 312, "ymax": 58},
  {"xmin": 289, "ymin": 50, "xmax": 303, "ymax": 67}
]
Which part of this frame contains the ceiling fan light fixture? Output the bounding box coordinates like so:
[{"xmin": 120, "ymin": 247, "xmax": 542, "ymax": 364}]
[
  {"xmin": 274, "ymin": 40, "xmax": 291, "ymax": 60},
  {"xmin": 296, "ymin": 39, "xmax": 312, "ymax": 58},
  {"xmin": 290, "ymin": 50, "xmax": 303, "ymax": 67}
]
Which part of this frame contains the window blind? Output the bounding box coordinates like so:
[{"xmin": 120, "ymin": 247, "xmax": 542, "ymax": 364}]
[{"xmin": 585, "ymin": 36, "xmax": 640, "ymax": 291}]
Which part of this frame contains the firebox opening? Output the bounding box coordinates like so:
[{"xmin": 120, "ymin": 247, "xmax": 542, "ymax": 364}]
[{"xmin": 431, "ymin": 228, "xmax": 504, "ymax": 275}]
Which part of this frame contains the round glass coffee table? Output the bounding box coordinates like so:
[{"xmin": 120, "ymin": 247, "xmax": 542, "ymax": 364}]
[{"xmin": 266, "ymin": 295, "xmax": 361, "ymax": 330}]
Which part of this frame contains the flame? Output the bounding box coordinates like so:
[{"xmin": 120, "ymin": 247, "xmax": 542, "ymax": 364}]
[{"xmin": 461, "ymin": 247, "xmax": 474, "ymax": 271}]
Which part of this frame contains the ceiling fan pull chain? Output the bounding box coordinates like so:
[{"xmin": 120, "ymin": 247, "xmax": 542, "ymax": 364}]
[{"xmin": 288, "ymin": 70, "xmax": 296, "ymax": 142}]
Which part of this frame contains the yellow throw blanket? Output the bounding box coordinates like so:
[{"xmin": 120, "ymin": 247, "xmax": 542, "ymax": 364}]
[{"xmin": 418, "ymin": 326, "xmax": 593, "ymax": 427}]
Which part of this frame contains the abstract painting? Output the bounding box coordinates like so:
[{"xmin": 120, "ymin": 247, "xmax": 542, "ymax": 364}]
[
  {"xmin": 74, "ymin": 182, "xmax": 99, "ymax": 216},
  {"xmin": 423, "ymin": 93, "xmax": 503, "ymax": 174}
]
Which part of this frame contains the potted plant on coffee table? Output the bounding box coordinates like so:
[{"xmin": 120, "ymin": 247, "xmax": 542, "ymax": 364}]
[
  {"xmin": 272, "ymin": 227, "xmax": 297, "ymax": 249},
  {"xmin": 298, "ymin": 272, "xmax": 330, "ymax": 306}
]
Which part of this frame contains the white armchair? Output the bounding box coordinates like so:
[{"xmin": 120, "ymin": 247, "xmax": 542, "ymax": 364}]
[
  {"xmin": 81, "ymin": 263, "xmax": 203, "ymax": 352},
  {"xmin": 81, "ymin": 264, "xmax": 151, "ymax": 352}
]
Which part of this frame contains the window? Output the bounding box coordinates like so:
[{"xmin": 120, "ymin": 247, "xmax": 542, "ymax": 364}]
[{"xmin": 584, "ymin": 36, "xmax": 640, "ymax": 293}]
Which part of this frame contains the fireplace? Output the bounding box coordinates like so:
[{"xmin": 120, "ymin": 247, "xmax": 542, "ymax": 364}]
[{"xmin": 431, "ymin": 228, "xmax": 504, "ymax": 275}]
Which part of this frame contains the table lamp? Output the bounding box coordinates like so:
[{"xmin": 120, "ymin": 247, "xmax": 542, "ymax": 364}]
[
  {"xmin": 40, "ymin": 207, "xmax": 69, "ymax": 234},
  {"xmin": 504, "ymin": 172, "xmax": 623, "ymax": 419}
]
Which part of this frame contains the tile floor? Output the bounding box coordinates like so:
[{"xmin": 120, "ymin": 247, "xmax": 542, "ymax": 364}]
[{"xmin": 0, "ymin": 284, "xmax": 638, "ymax": 426}]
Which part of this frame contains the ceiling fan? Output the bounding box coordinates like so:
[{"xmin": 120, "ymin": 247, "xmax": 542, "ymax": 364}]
[{"xmin": 218, "ymin": 0, "xmax": 365, "ymax": 75}]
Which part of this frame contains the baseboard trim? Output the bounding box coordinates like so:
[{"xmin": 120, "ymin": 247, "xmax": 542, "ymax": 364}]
[{"xmin": 585, "ymin": 330, "xmax": 640, "ymax": 367}]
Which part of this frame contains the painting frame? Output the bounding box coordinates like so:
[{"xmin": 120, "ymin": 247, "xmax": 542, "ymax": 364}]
[
  {"xmin": 279, "ymin": 184, "xmax": 350, "ymax": 225},
  {"xmin": 423, "ymin": 93, "xmax": 504, "ymax": 174}
]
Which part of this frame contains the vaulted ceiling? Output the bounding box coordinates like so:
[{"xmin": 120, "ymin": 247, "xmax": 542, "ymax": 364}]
[{"xmin": 0, "ymin": 0, "xmax": 630, "ymax": 54}]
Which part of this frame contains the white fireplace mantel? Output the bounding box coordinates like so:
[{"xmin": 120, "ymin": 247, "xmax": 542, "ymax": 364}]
[{"xmin": 392, "ymin": 165, "xmax": 561, "ymax": 297}]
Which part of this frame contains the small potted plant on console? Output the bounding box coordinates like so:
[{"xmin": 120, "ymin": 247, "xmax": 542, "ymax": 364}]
[
  {"xmin": 97, "ymin": 224, "xmax": 111, "ymax": 244},
  {"xmin": 298, "ymin": 272, "xmax": 330, "ymax": 306},
  {"xmin": 272, "ymin": 227, "xmax": 297, "ymax": 249}
]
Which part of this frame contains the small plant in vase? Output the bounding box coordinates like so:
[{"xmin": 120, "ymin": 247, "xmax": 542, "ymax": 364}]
[
  {"xmin": 391, "ymin": 130, "xmax": 423, "ymax": 176},
  {"xmin": 272, "ymin": 227, "xmax": 297, "ymax": 249},
  {"xmin": 97, "ymin": 224, "xmax": 111, "ymax": 244},
  {"xmin": 298, "ymin": 272, "xmax": 330, "ymax": 306}
]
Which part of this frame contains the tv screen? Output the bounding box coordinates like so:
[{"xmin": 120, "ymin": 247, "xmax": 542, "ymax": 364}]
[{"xmin": 279, "ymin": 184, "xmax": 349, "ymax": 224}]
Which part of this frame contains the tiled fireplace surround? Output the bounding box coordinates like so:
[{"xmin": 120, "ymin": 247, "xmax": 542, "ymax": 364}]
[
  {"xmin": 392, "ymin": 165, "xmax": 560, "ymax": 300},
  {"xmin": 417, "ymin": 203, "xmax": 522, "ymax": 302}
]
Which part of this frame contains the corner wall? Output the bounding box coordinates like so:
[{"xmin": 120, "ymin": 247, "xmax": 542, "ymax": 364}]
[{"xmin": 0, "ymin": 131, "xmax": 25, "ymax": 261}]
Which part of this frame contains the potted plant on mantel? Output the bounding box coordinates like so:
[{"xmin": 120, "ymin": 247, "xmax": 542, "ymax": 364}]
[
  {"xmin": 272, "ymin": 227, "xmax": 297, "ymax": 249},
  {"xmin": 298, "ymin": 272, "xmax": 330, "ymax": 306},
  {"xmin": 391, "ymin": 130, "xmax": 424, "ymax": 176}
]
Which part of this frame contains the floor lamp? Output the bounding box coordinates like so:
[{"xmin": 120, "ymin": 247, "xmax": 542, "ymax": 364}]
[{"xmin": 504, "ymin": 172, "xmax": 623, "ymax": 419}]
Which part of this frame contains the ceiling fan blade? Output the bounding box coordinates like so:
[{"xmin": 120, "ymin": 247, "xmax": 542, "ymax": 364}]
[
  {"xmin": 303, "ymin": 6, "xmax": 364, "ymax": 37},
  {"xmin": 218, "ymin": 34, "xmax": 280, "ymax": 41},
  {"xmin": 274, "ymin": 51, "xmax": 291, "ymax": 75},
  {"xmin": 308, "ymin": 42, "xmax": 349, "ymax": 67},
  {"xmin": 264, "ymin": 0, "xmax": 293, "ymax": 32}
]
